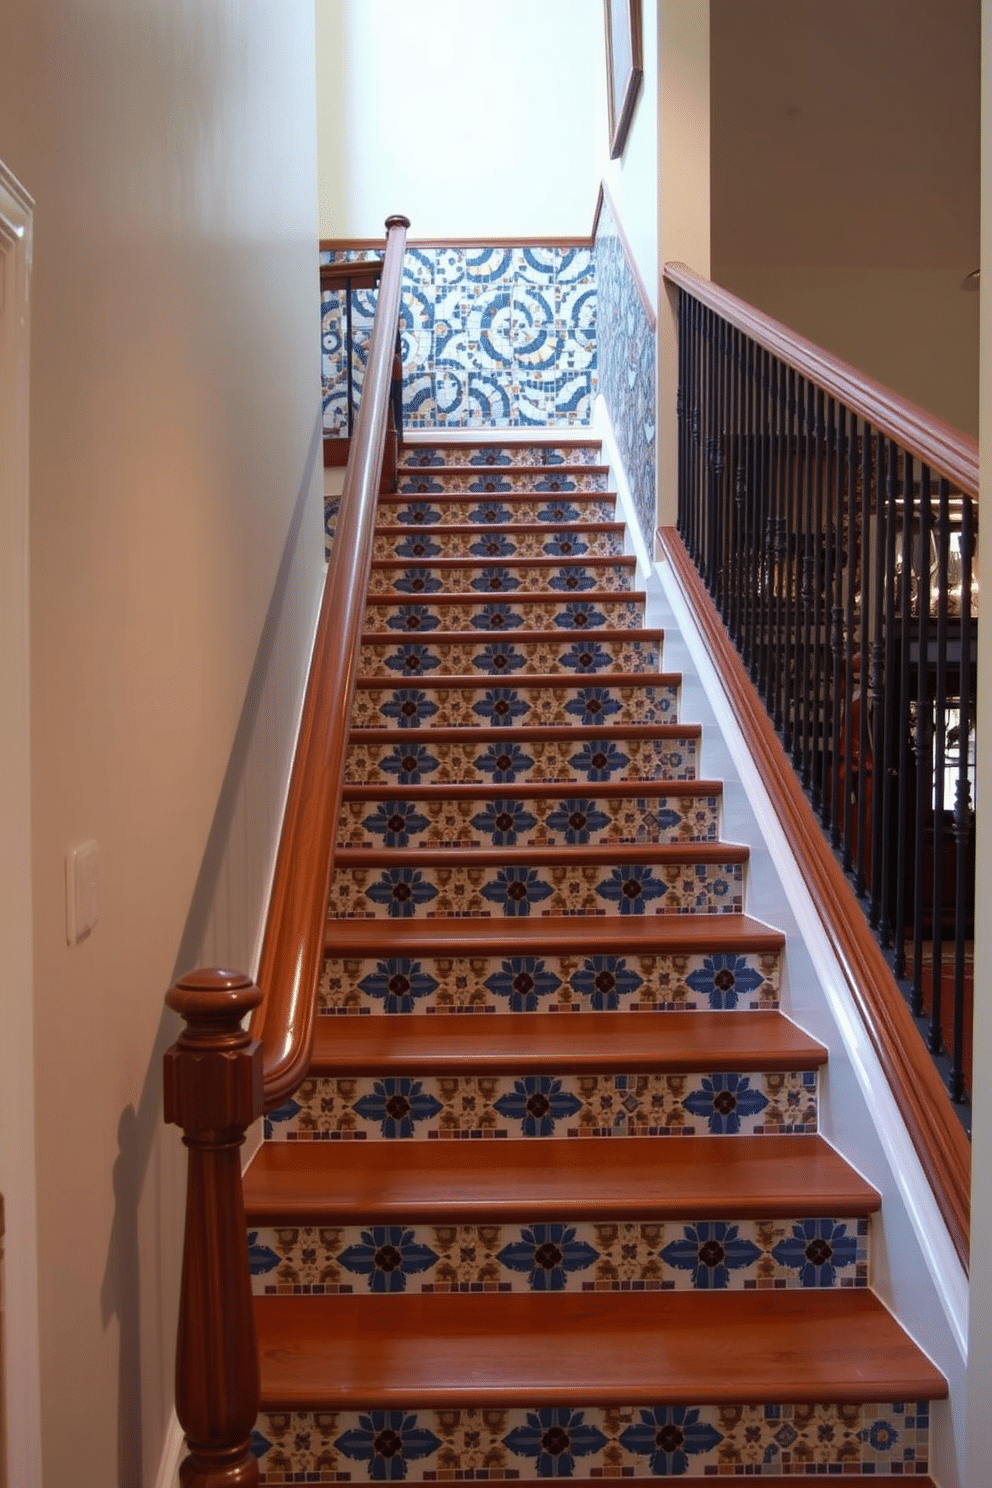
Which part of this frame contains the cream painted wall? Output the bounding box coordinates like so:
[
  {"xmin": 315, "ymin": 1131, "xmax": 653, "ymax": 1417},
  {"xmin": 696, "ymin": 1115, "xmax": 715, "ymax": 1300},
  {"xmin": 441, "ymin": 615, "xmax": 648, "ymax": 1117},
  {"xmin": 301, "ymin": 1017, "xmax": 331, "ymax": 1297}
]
[
  {"xmin": 316, "ymin": 0, "xmax": 605, "ymax": 239},
  {"xmin": 601, "ymin": 0, "xmax": 658, "ymax": 312},
  {"xmin": 711, "ymin": 0, "xmax": 980, "ymax": 436},
  {"xmin": 0, "ymin": 4, "xmax": 324, "ymax": 1484}
]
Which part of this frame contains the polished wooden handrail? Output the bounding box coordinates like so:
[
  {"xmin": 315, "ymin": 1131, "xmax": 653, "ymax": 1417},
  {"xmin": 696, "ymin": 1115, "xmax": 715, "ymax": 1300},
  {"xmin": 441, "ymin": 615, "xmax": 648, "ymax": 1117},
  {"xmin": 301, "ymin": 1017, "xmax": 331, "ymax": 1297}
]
[
  {"xmin": 658, "ymin": 526, "xmax": 971, "ymax": 1269},
  {"xmin": 319, "ymin": 257, "xmax": 384, "ymax": 292},
  {"xmin": 251, "ymin": 214, "xmax": 409, "ymax": 1108},
  {"xmin": 663, "ymin": 262, "xmax": 979, "ymax": 497}
]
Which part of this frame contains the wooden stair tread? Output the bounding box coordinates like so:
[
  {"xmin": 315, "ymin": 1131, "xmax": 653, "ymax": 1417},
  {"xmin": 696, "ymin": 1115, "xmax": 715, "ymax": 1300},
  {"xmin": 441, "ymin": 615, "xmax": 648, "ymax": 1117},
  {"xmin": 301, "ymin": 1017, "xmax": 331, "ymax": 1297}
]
[
  {"xmin": 255, "ymin": 1289, "xmax": 947, "ymax": 1408},
  {"xmin": 333, "ymin": 842, "xmax": 749, "ymax": 869},
  {"xmin": 374, "ymin": 520, "xmax": 625, "ymax": 536},
  {"xmin": 394, "ymin": 463, "xmax": 611, "ymax": 479},
  {"xmin": 348, "ymin": 723, "xmax": 698, "ymax": 746},
  {"xmin": 339, "ymin": 778, "xmax": 724, "ymax": 802},
  {"xmin": 364, "ymin": 589, "xmax": 646, "ymax": 606},
  {"xmin": 307, "ymin": 1010, "xmax": 825, "ymax": 1075},
  {"xmin": 244, "ymin": 1133, "xmax": 878, "ymax": 1224},
  {"xmin": 324, "ymin": 911, "xmax": 783, "ymax": 957}
]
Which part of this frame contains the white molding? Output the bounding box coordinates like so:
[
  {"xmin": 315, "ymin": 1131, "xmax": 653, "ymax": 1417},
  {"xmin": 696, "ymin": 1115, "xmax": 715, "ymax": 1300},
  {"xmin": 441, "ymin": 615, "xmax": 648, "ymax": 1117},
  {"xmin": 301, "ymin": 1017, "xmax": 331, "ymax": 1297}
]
[
  {"xmin": 0, "ymin": 159, "xmax": 41, "ymax": 1488},
  {"xmin": 152, "ymin": 1410, "xmax": 184, "ymax": 1488}
]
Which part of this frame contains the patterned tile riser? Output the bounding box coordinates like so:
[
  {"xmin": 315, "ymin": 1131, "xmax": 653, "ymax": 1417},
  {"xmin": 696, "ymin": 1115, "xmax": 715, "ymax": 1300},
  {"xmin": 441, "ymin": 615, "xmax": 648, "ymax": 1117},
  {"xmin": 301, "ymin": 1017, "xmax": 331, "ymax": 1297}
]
[
  {"xmin": 348, "ymin": 684, "xmax": 681, "ymax": 731},
  {"xmin": 325, "ymin": 860, "xmax": 744, "ymax": 921},
  {"xmin": 357, "ymin": 637, "xmax": 660, "ymax": 678},
  {"xmin": 248, "ymin": 1217, "xmax": 869, "ymax": 1297},
  {"xmin": 253, "ymin": 1401, "xmax": 928, "ymax": 1482},
  {"xmin": 376, "ymin": 497, "xmax": 616, "ymax": 525},
  {"xmin": 400, "ymin": 446, "xmax": 603, "ymax": 468},
  {"xmin": 397, "ymin": 471, "xmax": 610, "ymax": 496},
  {"xmin": 319, "ymin": 950, "xmax": 781, "ymax": 1017},
  {"xmin": 361, "ymin": 598, "xmax": 645, "ymax": 635},
  {"xmin": 343, "ymin": 737, "xmax": 698, "ymax": 787},
  {"xmin": 265, "ymin": 1069, "xmax": 818, "ymax": 1143},
  {"xmin": 366, "ymin": 559, "xmax": 631, "ymax": 592},
  {"xmin": 335, "ymin": 795, "xmax": 720, "ymax": 851}
]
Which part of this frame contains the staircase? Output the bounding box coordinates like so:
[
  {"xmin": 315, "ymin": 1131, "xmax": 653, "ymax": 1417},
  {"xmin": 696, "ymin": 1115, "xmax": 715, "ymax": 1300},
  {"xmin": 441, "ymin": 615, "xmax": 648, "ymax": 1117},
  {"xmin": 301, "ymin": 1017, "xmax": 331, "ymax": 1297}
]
[{"xmin": 244, "ymin": 438, "xmax": 945, "ymax": 1482}]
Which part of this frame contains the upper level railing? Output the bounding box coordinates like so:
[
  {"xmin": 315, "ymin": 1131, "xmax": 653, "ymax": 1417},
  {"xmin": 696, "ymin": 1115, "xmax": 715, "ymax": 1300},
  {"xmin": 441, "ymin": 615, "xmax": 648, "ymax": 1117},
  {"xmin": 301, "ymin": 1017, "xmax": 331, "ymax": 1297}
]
[
  {"xmin": 163, "ymin": 214, "xmax": 409, "ymax": 1488},
  {"xmin": 663, "ymin": 261, "xmax": 975, "ymax": 1266}
]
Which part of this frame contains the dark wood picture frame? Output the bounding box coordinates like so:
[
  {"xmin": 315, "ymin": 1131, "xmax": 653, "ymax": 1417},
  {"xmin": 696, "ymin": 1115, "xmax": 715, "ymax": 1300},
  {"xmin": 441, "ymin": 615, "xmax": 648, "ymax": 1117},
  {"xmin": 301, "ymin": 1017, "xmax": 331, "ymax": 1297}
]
[{"xmin": 605, "ymin": 0, "xmax": 643, "ymax": 159}]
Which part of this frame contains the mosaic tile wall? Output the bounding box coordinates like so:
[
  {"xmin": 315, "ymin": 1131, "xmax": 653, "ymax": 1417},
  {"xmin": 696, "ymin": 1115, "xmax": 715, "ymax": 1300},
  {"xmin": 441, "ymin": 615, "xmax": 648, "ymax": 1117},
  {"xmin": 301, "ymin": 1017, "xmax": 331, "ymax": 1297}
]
[
  {"xmin": 320, "ymin": 246, "xmax": 597, "ymax": 432},
  {"xmin": 592, "ymin": 194, "xmax": 657, "ymax": 547}
]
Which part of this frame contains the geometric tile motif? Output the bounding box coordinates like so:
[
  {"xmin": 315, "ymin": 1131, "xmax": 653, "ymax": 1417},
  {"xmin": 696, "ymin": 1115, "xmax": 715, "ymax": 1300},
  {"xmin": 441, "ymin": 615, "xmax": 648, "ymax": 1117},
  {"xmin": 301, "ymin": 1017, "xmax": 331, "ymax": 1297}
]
[
  {"xmin": 364, "ymin": 550, "xmax": 627, "ymax": 583},
  {"xmin": 264, "ymin": 1068, "xmax": 818, "ymax": 1142},
  {"xmin": 370, "ymin": 529, "xmax": 627, "ymax": 562},
  {"xmin": 334, "ymin": 793, "xmax": 721, "ymax": 850},
  {"xmin": 319, "ymin": 949, "xmax": 781, "ymax": 1016},
  {"xmin": 376, "ymin": 496, "xmax": 617, "ymax": 524},
  {"xmin": 324, "ymin": 857, "xmax": 745, "ymax": 919},
  {"xmin": 254, "ymin": 1400, "xmax": 928, "ymax": 1481},
  {"xmin": 356, "ymin": 634, "xmax": 661, "ymax": 677},
  {"xmin": 248, "ymin": 1216, "xmax": 869, "ymax": 1296},
  {"xmin": 594, "ymin": 191, "xmax": 657, "ymax": 551},
  {"xmin": 348, "ymin": 684, "xmax": 681, "ymax": 731},
  {"xmin": 343, "ymin": 735, "xmax": 699, "ymax": 786},
  {"xmin": 401, "ymin": 444, "xmax": 603, "ymax": 468},
  {"xmin": 360, "ymin": 596, "xmax": 645, "ymax": 634},
  {"xmin": 396, "ymin": 469, "xmax": 610, "ymax": 495}
]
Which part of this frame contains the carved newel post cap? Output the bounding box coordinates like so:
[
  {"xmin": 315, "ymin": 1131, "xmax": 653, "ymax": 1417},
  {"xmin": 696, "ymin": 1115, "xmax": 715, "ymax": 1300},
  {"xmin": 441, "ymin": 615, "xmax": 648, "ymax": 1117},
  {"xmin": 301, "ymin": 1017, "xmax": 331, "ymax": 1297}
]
[
  {"xmin": 163, "ymin": 968, "xmax": 263, "ymax": 1136},
  {"xmin": 385, "ymin": 214, "xmax": 411, "ymax": 231}
]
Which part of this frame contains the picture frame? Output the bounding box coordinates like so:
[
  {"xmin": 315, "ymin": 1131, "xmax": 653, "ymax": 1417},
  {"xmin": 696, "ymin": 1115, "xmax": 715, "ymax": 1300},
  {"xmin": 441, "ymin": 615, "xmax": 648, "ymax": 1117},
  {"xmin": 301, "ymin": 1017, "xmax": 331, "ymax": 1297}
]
[{"xmin": 605, "ymin": 0, "xmax": 643, "ymax": 160}]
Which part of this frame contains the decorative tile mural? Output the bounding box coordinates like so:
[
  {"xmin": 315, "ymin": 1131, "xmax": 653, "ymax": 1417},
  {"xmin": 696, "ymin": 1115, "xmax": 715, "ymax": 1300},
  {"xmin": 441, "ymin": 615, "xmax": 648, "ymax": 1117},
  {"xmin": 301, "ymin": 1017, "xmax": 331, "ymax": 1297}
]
[
  {"xmin": 264, "ymin": 1067, "xmax": 817, "ymax": 1142},
  {"xmin": 592, "ymin": 193, "xmax": 657, "ymax": 549},
  {"xmin": 321, "ymin": 246, "xmax": 597, "ymax": 432},
  {"xmin": 253, "ymin": 1400, "xmax": 929, "ymax": 1481},
  {"xmin": 248, "ymin": 1216, "xmax": 869, "ymax": 1296}
]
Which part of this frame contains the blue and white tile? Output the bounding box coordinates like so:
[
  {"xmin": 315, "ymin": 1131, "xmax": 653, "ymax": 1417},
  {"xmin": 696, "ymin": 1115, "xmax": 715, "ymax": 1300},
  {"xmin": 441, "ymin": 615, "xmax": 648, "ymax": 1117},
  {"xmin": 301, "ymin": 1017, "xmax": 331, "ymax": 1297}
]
[
  {"xmin": 366, "ymin": 558, "xmax": 632, "ymax": 595},
  {"xmin": 356, "ymin": 633, "xmax": 661, "ymax": 678},
  {"xmin": 325, "ymin": 856, "xmax": 744, "ymax": 920},
  {"xmin": 248, "ymin": 1216, "xmax": 868, "ymax": 1297},
  {"xmin": 378, "ymin": 494, "xmax": 616, "ymax": 524},
  {"xmin": 319, "ymin": 948, "xmax": 780, "ymax": 1017},
  {"xmin": 348, "ymin": 679, "xmax": 681, "ymax": 730},
  {"xmin": 343, "ymin": 734, "xmax": 698, "ymax": 787},
  {"xmin": 360, "ymin": 596, "xmax": 644, "ymax": 634},
  {"xmin": 265, "ymin": 1068, "xmax": 814, "ymax": 1143},
  {"xmin": 254, "ymin": 1400, "xmax": 928, "ymax": 1481}
]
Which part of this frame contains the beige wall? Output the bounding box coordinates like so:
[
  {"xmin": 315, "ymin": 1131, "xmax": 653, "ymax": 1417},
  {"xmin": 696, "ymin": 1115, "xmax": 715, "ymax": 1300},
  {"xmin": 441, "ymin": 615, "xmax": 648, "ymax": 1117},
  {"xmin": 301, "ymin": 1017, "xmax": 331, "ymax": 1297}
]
[
  {"xmin": 316, "ymin": 0, "xmax": 604, "ymax": 239},
  {"xmin": 711, "ymin": 0, "xmax": 980, "ymax": 436},
  {"xmin": 0, "ymin": 3, "xmax": 324, "ymax": 1484}
]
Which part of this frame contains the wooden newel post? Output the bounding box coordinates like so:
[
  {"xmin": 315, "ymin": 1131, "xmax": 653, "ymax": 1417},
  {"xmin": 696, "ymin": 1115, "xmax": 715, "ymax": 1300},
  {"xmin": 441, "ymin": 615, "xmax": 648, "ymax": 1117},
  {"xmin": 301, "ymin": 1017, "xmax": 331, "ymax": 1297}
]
[{"xmin": 164, "ymin": 968, "xmax": 265, "ymax": 1488}]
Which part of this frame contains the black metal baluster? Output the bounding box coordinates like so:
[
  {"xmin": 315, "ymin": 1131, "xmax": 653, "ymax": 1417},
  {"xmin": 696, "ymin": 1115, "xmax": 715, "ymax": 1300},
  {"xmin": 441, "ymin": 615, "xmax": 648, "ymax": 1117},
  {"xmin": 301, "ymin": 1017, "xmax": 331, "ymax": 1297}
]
[
  {"xmin": 829, "ymin": 405, "xmax": 847, "ymax": 845},
  {"xmin": 856, "ymin": 426, "xmax": 875, "ymax": 900},
  {"xmin": 820, "ymin": 399, "xmax": 836, "ymax": 829},
  {"xmin": 950, "ymin": 496, "xmax": 975, "ymax": 1103},
  {"xmin": 676, "ymin": 291, "xmax": 688, "ymax": 538},
  {"xmin": 797, "ymin": 378, "xmax": 814, "ymax": 779},
  {"xmin": 911, "ymin": 465, "xmax": 934, "ymax": 1015},
  {"xmin": 742, "ymin": 340, "xmax": 759, "ymax": 674},
  {"xmin": 727, "ymin": 328, "xmax": 744, "ymax": 641},
  {"xmin": 770, "ymin": 358, "xmax": 788, "ymax": 731},
  {"xmin": 346, "ymin": 275, "xmax": 355, "ymax": 437},
  {"xmin": 810, "ymin": 389, "xmax": 826, "ymax": 811},
  {"xmin": 928, "ymin": 477, "xmax": 951, "ymax": 1055},
  {"xmin": 782, "ymin": 368, "xmax": 798, "ymax": 756},
  {"xmin": 842, "ymin": 413, "xmax": 859, "ymax": 870},
  {"xmin": 893, "ymin": 451, "xmax": 915, "ymax": 977},
  {"xmin": 870, "ymin": 434, "xmax": 894, "ymax": 933}
]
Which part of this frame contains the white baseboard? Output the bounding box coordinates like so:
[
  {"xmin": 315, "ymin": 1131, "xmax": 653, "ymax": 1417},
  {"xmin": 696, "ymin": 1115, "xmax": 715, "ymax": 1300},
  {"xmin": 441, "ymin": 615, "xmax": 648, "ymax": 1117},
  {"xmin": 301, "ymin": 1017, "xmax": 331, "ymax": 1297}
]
[{"xmin": 153, "ymin": 1411, "xmax": 185, "ymax": 1488}]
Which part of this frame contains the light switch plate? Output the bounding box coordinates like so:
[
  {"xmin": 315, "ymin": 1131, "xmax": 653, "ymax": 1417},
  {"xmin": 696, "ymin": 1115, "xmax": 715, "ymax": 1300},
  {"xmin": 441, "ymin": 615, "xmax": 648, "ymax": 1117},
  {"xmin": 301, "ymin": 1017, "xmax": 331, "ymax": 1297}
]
[{"xmin": 66, "ymin": 839, "xmax": 100, "ymax": 945}]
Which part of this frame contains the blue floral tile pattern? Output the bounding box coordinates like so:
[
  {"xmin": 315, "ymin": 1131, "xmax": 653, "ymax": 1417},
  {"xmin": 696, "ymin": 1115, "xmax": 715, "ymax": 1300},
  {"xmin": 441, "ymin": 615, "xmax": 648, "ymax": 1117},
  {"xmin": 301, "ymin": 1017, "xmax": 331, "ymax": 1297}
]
[
  {"xmin": 255, "ymin": 1399, "xmax": 929, "ymax": 1480},
  {"xmin": 249, "ymin": 1216, "xmax": 868, "ymax": 1296},
  {"xmin": 349, "ymin": 680, "xmax": 680, "ymax": 732},
  {"xmin": 771, "ymin": 1218, "xmax": 861, "ymax": 1286},
  {"xmin": 327, "ymin": 856, "xmax": 744, "ymax": 919},
  {"xmin": 502, "ymin": 1408, "xmax": 607, "ymax": 1475},
  {"xmin": 685, "ymin": 952, "xmax": 767, "ymax": 1009},
  {"xmin": 379, "ymin": 494, "xmax": 617, "ymax": 525},
  {"xmin": 371, "ymin": 527, "xmax": 625, "ymax": 564},
  {"xmin": 594, "ymin": 191, "xmax": 656, "ymax": 549},
  {"xmin": 321, "ymin": 947, "xmax": 780, "ymax": 1016},
  {"xmin": 345, "ymin": 733, "xmax": 696, "ymax": 786},
  {"xmin": 363, "ymin": 597, "xmax": 643, "ymax": 635},
  {"xmin": 337, "ymin": 1228, "xmax": 439, "ymax": 1293},
  {"xmin": 270, "ymin": 1067, "xmax": 815, "ymax": 1140}
]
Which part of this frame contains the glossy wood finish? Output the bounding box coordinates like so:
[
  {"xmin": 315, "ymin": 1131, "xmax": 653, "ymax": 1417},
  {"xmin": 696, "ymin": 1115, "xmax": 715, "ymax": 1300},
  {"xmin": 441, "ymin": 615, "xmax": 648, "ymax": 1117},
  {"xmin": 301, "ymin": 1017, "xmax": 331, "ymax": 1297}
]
[
  {"xmin": 248, "ymin": 214, "xmax": 409, "ymax": 1111},
  {"xmin": 244, "ymin": 1133, "xmax": 878, "ymax": 1226},
  {"xmin": 323, "ymin": 910, "xmax": 785, "ymax": 959},
  {"xmin": 255, "ymin": 1289, "xmax": 947, "ymax": 1409},
  {"xmin": 339, "ymin": 778, "xmax": 724, "ymax": 803},
  {"xmin": 332, "ymin": 842, "xmax": 750, "ymax": 872},
  {"xmin": 163, "ymin": 970, "xmax": 265, "ymax": 1488},
  {"xmin": 663, "ymin": 262, "xmax": 978, "ymax": 496},
  {"xmin": 371, "ymin": 553, "xmax": 636, "ymax": 574},
  {"xmin": 319, "ymin": 257, "xmax": 383, "ymax": 292},
  {"xmin": 308, "ymin": 1009, "xmax": 826, "ymax": 1078},
  {"xmin": 659, "ymin": 526, "xmax": 972, "ymax": 1268}
]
